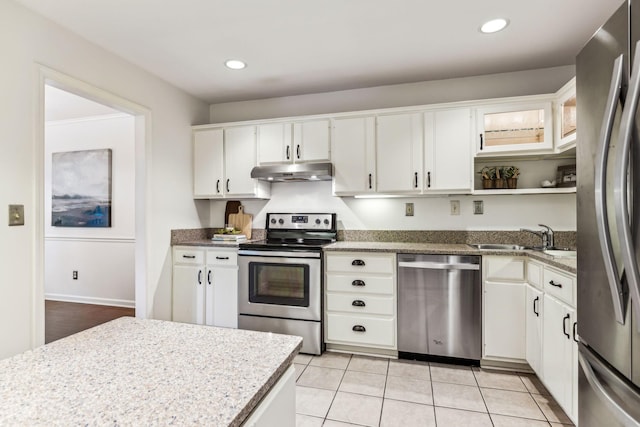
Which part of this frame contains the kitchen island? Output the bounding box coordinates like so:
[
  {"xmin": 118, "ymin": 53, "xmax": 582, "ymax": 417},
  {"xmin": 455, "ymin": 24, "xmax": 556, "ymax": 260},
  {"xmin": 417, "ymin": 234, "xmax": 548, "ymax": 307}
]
[{"xmin": 0, "ymin": 317, "xmax": 301, "ymax": 426}]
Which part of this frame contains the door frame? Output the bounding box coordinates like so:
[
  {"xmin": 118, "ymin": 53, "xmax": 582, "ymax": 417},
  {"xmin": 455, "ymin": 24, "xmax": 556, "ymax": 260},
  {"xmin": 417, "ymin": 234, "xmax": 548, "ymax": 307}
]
[{"xmin": 33, "ymin": 65, "xmax": 152, "ymax": 346}]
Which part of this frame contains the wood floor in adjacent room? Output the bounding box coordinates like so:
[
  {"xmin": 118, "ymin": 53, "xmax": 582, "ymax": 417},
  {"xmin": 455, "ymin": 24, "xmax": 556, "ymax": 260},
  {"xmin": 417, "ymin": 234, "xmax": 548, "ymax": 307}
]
[{"xmin": 45, "ymin": 300, "xmax": 135, "ymax": 344}]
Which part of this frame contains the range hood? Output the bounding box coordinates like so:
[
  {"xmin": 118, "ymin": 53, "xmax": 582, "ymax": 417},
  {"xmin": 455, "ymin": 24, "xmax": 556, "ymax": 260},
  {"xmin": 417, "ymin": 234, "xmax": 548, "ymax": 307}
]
[{"xmin": 250, "ymin": 162, "xmax": 333, "ymax": 182}]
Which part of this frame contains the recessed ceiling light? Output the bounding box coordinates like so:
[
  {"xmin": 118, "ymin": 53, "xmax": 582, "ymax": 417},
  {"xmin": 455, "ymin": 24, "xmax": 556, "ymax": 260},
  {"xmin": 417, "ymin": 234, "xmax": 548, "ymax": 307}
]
[
  {"xmin": 225, "ymin": 59, "xmax": 246, "ymax": 70},
  {"xmin": 480, "ymin": 18, "xmax": 509, "ymax": 34}
]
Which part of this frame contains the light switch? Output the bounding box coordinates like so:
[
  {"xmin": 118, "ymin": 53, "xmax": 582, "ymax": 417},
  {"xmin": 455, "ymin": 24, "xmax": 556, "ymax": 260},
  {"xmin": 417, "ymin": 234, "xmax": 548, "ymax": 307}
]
[
  {"xmin": 473, "ymin": 200, "xmax": 484, "ymax": 215},
  {"xmin": 9, "ymin": 204, "xmax": 24, "ymax": 226}
]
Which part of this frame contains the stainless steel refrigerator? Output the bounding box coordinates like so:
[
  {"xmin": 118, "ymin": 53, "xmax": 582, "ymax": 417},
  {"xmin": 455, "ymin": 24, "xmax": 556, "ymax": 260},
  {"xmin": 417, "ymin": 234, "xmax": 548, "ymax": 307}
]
[{"xmin": 577, "ymin": 0, "xmax": 640, "ymax": 425}]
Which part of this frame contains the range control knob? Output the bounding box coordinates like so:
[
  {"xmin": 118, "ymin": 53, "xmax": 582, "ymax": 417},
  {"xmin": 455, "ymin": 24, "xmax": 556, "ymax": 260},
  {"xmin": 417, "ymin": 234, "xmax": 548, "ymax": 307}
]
[
  {"xmin": 270, "ymin": 218, "xmax": 276, "ymax": 224},
  {"xmin": 278, "ymin": 218, "xmax": 284, "ymax": 225},
  {"xmin": 315, "ymin": 219, "xmax": 321, "ymax": 225},
  {"xmin": 324, "ymin": 219, "xmax": 330, "ymax": 225}
]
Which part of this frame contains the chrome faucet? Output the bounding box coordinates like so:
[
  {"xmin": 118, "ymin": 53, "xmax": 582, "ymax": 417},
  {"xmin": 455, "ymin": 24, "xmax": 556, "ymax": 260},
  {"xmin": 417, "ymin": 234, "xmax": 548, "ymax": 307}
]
[{"xmin": 520, "ymin": 224, "xmax": 555, "ymax": 249}]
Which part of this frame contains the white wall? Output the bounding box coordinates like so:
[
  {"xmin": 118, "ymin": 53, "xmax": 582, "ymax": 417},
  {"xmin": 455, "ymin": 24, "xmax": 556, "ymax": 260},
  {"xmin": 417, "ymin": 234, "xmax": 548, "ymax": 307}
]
[
  {"xmin": 210, "ymin": 66, "xmax": 575, "ymax": 123},
  {"xmin": 44, "ymin": 115, "xmax": 135, "ymax": 306},
  {"xmin": 0, "ymin": 0, "xmax": 210, "ymax": 359},
  {"xmin": 211, "ymin": 181, "xmax": 577, "ymax": 231}
]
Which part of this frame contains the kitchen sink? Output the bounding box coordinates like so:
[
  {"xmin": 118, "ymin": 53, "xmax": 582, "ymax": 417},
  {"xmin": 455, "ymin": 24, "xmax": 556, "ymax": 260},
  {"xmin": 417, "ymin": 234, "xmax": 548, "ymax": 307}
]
[
  {"xmin": 468, "ymin": 244, "xmax": 526, "ymax": 250},
  {"xmin": 543, "ymin": 248, "xmax": 577, "ymax": 258}
]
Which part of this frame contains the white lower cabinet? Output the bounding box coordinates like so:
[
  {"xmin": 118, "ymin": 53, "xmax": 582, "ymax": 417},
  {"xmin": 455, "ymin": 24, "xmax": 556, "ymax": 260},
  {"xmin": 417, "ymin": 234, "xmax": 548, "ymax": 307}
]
[
  {"xmin": 324, "ymin": 252, "xmax": 396, "ymax": 351},
  {"xmin": 525, "ymin": 259, "xmax": 577, "ymax": 424},
  {"xmin": 242, "ymin": 365, "xmax": 295, "ymax": 427},
  {"xmin": 542, "ymin": 294, "xmax": 576, "ymax": 422},
  {"xmin": 525, "ymin": 283, "xmax": 544, "ymax": 374},
  {"xmin": 482, "ymin": 256, "xmax": 526, "ymax": 362},
  {"xmin": 172, "ymin": 246, "xmax": 238, "ymax": 328}
]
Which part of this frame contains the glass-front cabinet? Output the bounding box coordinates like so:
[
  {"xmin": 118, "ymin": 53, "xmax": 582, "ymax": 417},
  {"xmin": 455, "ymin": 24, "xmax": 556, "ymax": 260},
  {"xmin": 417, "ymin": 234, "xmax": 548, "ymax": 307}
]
[
  {"xmin": 555, "ymin": 77, "xmax": 577, "ymax": 151},
  {"xmin": 475, "ymin": 100, "xmax": 553, "ymax": 155}
]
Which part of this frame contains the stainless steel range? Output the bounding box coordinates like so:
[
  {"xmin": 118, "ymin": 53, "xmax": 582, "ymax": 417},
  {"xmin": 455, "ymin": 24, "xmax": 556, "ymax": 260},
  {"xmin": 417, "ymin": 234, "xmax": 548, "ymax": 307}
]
[{"xmin": 238, "ymin": 213, "xmax": 337, "ymax": 355}]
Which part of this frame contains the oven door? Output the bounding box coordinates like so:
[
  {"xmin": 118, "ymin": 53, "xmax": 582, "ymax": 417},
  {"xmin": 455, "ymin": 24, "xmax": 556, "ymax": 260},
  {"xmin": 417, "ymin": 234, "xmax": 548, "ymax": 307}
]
[{"xmin": 238, "ymin": 250, "xmax": 321, "ymax": 321}]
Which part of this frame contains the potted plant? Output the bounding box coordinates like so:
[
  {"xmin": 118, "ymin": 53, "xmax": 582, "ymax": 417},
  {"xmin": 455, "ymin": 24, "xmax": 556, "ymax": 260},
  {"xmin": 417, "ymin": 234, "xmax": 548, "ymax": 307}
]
[
  {"xmin": 494, "ymin": 166, "xmax": 506, "ymax": 189},
  {"xmin": 503, "ymin": 166, "xmax": 520, "ymax": 189},
  {"xmin": 480, "ymin": 167, "xmax": 496, "ymax": 189}
]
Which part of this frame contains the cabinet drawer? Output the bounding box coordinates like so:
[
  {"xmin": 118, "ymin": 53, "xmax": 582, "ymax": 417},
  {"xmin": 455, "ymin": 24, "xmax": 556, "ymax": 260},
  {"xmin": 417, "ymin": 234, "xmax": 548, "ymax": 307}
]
[
  {"xmin": 206, "ymin": 250, "xmax": 238, "ymax": 266},
  {"xmin": 174, "ymin": 248, "xmax": 204, "ymax": 265},
  {"xmin": 326, "ymin": 313, "xmax": 395, "ymax": 348},
  {"xmin": 527, "ymin": 261, "xmax": 543, "ymax": 289},
  {"xmin": 326, "ymin": 293, "xmax": 394, "ymax": 316},
  {"xmin": 485, "ymin": 257, "xmax": 525, "ymax": 281},
  {"xmin": 543, "ymin": 267, "xmax": 575, "ymax": 305},
  {"xmin": 326, "ymin": 273, "xmax": 394, "ymax": 295},
  {"xmin": 326, "ymin": 252, "xmax": 395, "ymax": 274}
]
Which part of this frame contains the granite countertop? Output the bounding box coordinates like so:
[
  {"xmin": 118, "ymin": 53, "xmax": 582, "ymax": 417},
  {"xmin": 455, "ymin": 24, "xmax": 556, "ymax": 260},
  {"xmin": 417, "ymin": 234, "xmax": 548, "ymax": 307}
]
[
  {"xmin": 324, "ymin": 241, "xmax": 577, "ymax": 274},
  {"xmin": 176, "ymin": 239, "xmax": 246, "ymax": 248},
  {"xmin": 0, "ymin": 317, "xmax": 301, "ymax": 426}
]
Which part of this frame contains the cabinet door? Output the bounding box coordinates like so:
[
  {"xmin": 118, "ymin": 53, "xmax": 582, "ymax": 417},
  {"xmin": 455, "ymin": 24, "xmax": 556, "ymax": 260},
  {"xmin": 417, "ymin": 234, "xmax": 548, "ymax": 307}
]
[
  {"xmin": 542, "ymin": 294, "xmax": 574, "ymax": 414},
  {"xmin": 424, "ymin": 109, "xmax": 473, "ymax": 192},
  {"xmin": 212, "ymin": 266, "xmax": 239, "ymax": 328},
  {"xmin": 476, "ymin": 101, "xmax": 553, "ymax": 154},
  {"xmin": 525, "ymin": 284, "xmax": 544, "ymax": 374},
  {"xmin": 555, "ymin": 78, "xmax": 577, "ymax": 151},
  {"xmin": 376, "ymin": 113, "xmax": 423, "ymax": 193},
  {"xmin": 173, "ymin": 264, "xmax": 204, "ymax": 324},
  {"xmin": 483, "ymin": 280, "xmax": 526, "ymax": 361},
  {"xmin": 293, "ymin": 120, "xmax": 330, "ymax": 162},
  {"xmin": 224, "ymin": 126, "xmax": 258, "ymax": 196},
  {"xmin": 257, "ymin": 123, "xmax": 291, "ymax": 165},
  {"xmin": 193, "ymin": 129, "xmax": 224, "ymax": 198},
  {"xmin": 331, "ymin": 116, "xmax": 376, "ymax": 195}
]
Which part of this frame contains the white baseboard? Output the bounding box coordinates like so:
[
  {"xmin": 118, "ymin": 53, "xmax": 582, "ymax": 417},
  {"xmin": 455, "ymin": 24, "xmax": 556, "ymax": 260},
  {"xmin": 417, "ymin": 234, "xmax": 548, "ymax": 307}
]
[{"xmin": 45, "ymin": 293, "xmax": 135, "ymax": 309}]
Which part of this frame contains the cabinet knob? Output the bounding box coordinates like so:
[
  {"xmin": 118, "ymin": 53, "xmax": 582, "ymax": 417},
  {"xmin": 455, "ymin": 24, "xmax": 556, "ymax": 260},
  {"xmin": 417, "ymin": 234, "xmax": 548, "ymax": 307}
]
[{"xmin": 352, "ymin": 325, "xmax": 366, "ymax": 333}]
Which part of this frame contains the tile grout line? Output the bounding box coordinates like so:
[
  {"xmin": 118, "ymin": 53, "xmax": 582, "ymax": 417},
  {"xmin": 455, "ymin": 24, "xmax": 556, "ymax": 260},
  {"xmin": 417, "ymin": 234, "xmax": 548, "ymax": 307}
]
[
  {"xmin": 429, "ymin": 362, "xmax": 439, "ymax": 427},
  {"xmin": 472, "ymin": 366, "xmax": 496, "ymax": 427},
  {"xmin": 323, "ymin": 353, "xmax": 351, "ymax": 424},
  {"xmin": 377, "ymin": 357, "xmax": 391, "ymax": 427}
]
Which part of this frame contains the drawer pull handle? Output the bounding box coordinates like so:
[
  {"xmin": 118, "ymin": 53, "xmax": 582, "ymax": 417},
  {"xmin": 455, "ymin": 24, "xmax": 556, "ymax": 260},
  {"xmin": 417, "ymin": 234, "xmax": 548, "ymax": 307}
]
[
  {"xmin": 183, "ymin": 255, "xmax": 196, "ymax": 259},
  {"xmin": 198, "ymin": 270, "xmax": 202, "ymax": 285},
  {"xmin": 352, "ymin": 280, "xmax": 366, "ymax": 287},
  {"xmin": 533, "ymin": 296, "xmax": 539, "ymax": 317},
  {"xmin": 216, "ymin": 256, "xmax": 229, "ymax": 260},
  {"xmin": 207, "ymin": 270, "xmax": 212, "ymax": 285},
  {"xmin": 352, "ymin": 325, "xmax": 366, "ymax": 332},
  {"xmin": 549, "ymin": 280, "xmax": 563, "ymax": 288},
  {"xmin": 352, "ymin": 259, "xmax": 366, "ymax": 266},
  {"xmin": 573, "ymin": 322, "xmax": 579, "ymax": 343},
  {"xmin": 352, "ymin": 300, "xmax": 366, "ymax": 307}
]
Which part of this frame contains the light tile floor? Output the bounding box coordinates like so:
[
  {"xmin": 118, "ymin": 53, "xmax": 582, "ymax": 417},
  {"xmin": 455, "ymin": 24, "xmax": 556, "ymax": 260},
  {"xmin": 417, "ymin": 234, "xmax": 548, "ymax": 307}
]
[{"xmin": 294, "ymin": 352, "xmax": 575, "ymax": 427}]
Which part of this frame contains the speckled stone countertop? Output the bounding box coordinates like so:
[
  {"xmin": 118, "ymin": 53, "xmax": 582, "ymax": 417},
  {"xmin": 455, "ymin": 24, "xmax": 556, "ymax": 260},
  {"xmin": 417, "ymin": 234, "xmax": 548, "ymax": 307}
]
[
  {"xmin": 324, "ymin": 242, "xmax": 577, "ymax": 274},
  {"xmin": 0, "ymin": 317, "xmax": 301, "ymax": 426}
]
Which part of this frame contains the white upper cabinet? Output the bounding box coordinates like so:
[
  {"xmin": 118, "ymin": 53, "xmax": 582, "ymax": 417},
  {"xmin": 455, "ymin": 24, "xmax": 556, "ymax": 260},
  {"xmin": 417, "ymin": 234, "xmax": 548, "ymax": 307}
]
[
  {"xmin": 376, "ymin": 113, "xmax": 423, "ymax": 194},
  {"xmin": 331, "ymin": 116, "xmax": 376, "ymax": 195},
  {"xmin": 194, "ymin": 128, "xmax": 224, "ymax": 198},
  {"xmin": 257, "ymin": 119, "xmax": 330, "ymax": 165},
  {"xmin": 257, "ymin": 122, "xmax": 292, "ymax": 164},
  {"xmin": 193, "ymin": 126, "xmax": 270, "ymax": 199},
  {"xmin": 424, "ymin": 108, "xmax": 473, "ymax": 193},
  {"xmin": 475, "ymin": 100, "xmax": 553, "ymax": 155},
  {"xmin": 554, "ymin": 78, "xmax": 577, "ymax": 152},
  {"xmin": 293, "ymin": 120, "xmax": 331, "ymax": 162}
]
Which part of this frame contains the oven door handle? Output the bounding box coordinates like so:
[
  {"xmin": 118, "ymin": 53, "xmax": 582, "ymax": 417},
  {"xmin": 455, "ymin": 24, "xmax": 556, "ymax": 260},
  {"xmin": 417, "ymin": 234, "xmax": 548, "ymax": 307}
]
[{"xmin": 238, "ymin": 250, "xmax": 321, "ymax": 259}]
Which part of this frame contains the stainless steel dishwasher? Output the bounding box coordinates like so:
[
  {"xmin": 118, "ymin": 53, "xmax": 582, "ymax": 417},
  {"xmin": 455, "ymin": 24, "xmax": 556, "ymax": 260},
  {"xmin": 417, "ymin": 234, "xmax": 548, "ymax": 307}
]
[{"xmin": 398, "ymin": 254, "xmax": 481, "ymax": 363}]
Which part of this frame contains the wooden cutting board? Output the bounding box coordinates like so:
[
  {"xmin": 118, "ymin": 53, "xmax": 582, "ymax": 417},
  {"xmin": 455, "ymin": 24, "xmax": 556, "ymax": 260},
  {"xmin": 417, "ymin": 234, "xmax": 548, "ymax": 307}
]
[
  {"xmin": 224, "ymin": 200, "xmax": 241, "ymax": 226},
  {"xmin": 228, "ymin": 205, "xmax": 252, "ymax": 239}
]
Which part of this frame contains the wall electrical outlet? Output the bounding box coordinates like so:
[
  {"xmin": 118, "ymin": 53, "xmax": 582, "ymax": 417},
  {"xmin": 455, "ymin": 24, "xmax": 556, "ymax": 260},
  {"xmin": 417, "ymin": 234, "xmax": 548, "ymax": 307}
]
[
  {"xmin": 473, "ymin": 200, "xmax": 484, "ymax": 215},
  {"xmin": 8, "ymin": 204, "xmax": 24, "ymax": 226},
  {"xmin": 405, "ymin": 203, "xmax": 414, "ymax": 216},
  {"xmin": 73, "ymin": 271, "xmax": 78, "ymax": 280},
  {"xmin": 450, "ymin": 200, "xmax": 460, "ymax": 215}
]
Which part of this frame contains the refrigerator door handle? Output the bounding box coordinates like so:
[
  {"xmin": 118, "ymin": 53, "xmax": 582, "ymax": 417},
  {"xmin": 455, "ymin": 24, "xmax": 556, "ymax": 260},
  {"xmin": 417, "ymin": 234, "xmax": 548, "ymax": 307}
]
[
  {"xmin": 615, "ymin": 41, "xmax": 640, "ymax": 332},
  {"xmin": 596, "ymin": 54, "xmax": 627, "ymax": 324},
  {"xmin": 578, "ymin": 343, "xmax": 640, "ymax": 426}
]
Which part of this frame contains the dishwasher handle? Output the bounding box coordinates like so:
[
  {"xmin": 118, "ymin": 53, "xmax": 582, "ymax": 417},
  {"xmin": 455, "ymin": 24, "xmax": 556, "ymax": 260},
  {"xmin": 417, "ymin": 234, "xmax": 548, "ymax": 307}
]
[{"xmin": 398, "ymin": 261, "xmax": 480, "ymax": 271}]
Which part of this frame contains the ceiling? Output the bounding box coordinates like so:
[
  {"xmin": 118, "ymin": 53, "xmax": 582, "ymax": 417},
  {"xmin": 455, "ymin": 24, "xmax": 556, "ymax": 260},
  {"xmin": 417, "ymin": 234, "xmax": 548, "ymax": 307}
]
[{"xmin": 17, "ymin": 0, "xmax": 622, "ymax": 104}]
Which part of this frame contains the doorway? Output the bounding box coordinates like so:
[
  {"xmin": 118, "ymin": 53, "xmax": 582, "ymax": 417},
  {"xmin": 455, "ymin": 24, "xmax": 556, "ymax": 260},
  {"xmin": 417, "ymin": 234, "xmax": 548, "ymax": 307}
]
[{"xmin": 35, "ymin": 67, "xmax": 150, "ymax": 346}]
